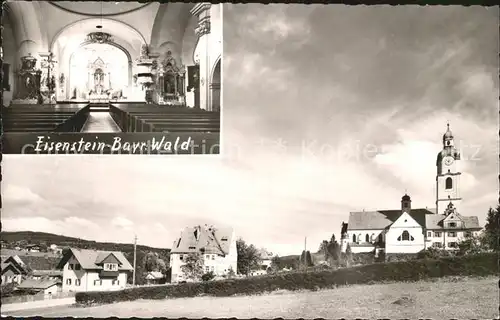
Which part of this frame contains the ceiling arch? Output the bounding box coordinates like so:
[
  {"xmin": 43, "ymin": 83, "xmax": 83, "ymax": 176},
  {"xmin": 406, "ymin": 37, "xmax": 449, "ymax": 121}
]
[
  {"xmin": 150, "ymin": 3, "xmax": 194, "ymax": 50},
  {"xmin": 50, "ymin": 17, "xmax": 146, "ymax": 55},
  {"xmin": 48, "ymin": 1, "xmax": 152, "ymax": 17}
]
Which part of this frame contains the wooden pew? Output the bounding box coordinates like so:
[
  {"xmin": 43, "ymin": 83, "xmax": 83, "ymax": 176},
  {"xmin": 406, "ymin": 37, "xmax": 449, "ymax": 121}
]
[
  {"xmin": 2, "ymin": 103, "xmax": 90, "ymax": 132},
  {"xmin": 109, "ymin": 103, "xmax": 220, "ymax": 133}
]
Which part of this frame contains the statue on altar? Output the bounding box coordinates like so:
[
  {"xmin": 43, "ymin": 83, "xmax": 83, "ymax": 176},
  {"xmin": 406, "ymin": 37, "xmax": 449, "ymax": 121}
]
[{"xmin": 86, "ymin": 57, "xmax": 112, "ymax": 101}]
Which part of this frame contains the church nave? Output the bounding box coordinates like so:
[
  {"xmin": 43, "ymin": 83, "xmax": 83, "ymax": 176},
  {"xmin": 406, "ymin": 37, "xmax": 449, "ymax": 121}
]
[
  {"xmin": 2, "ymin": 1, "xmax": 222, "ymax": 134},
  {"xmin": 80, "ymin": 112, "xmax": 122, "ymax": 133}
]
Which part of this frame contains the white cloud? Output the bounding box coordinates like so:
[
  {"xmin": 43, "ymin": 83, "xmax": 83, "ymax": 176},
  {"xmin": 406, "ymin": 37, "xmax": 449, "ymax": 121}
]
[{"xmin": 111, "ymin": 217, "xmax": 134, "ymax": 230}]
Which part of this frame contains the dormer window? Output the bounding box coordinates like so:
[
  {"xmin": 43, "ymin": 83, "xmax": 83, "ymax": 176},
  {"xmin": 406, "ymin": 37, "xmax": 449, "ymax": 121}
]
[
  {"xmin": 104, "ymin": 263, "xmax": 118, "ymax": 271},
  {"xmin": 448, "ymin": 222, "xmax": 456, "ymax": 228}
]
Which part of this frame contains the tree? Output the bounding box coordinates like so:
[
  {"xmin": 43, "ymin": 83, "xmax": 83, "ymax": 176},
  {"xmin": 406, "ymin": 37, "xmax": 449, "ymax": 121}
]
[
  {"xmin": 143, "ymin": 252, "xmax": 159, "ymax": 272},
  {"xmin": 299, "ymin": 250, "xmax": 313, "ymax": 268},
  {"xmin": 270, "ymin": 256, "xmax": 281, "ymax": 272},
  {"xmin": 227, "ymin": 266, "xmax": 236, "ymax": 278},
  {"xmin": 483, "ymin": 206, "xmax": 500, "ymax": 251},
  {"xmin": 180, "ymin": 253, "xmax": 204, "ymax": 281},
  {"xmin": 344, "ymin": 244, "xmax": 353, "ymax": 267},
  {"xmin": 236, "ymin": 238, "xmax": 262, "ymax": 275},
  {"xmin": 458, "ymin": 233, "xmax": 482, "ymax": 256},
  {"xmin": 318, "ymin": 240, "xmax": 329, "ymax": 261},
  {"xmin": 157, "ymin": 258, "xmax": 167, "ymax": 274}
]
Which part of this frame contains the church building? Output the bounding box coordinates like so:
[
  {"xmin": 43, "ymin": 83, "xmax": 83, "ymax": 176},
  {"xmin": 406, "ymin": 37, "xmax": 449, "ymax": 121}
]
[
  {"xmin": 340, "ymin": 124, "xmax": 482, "ymax": 255},
  {"xmin": 2, "ymin": 1, "xmax": 221, "ymax": 134}
]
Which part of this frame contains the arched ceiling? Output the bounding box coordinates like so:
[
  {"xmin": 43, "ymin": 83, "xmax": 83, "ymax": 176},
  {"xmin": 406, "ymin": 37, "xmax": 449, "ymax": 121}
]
[
  {"xmin": 54, "ymin": 18, "xmax": 143, "ymax": 64},
  {"xmin": 48, "ymin": 1, "xmax": 152, "ymax": 16}
]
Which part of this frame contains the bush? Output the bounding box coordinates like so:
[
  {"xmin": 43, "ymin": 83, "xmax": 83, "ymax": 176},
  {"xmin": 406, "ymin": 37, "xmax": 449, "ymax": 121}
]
[
  {"xmin": 201, "ymin": 272, "xmax": 215, "ymax": 282},
  {"xmin": 75, "ymin": 253, "xmax": 497, "ymax": 306}
]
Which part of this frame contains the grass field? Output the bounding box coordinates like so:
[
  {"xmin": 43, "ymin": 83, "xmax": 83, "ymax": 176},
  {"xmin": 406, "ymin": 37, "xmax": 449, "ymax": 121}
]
[{"xmin": 6, "ymin": 276, "xmax": 498, "ymax": 319}]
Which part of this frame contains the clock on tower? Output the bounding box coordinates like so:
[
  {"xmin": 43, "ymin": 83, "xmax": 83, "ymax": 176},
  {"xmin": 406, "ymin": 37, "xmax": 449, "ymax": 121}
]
[{"xmin": 435, "ymin": 123, "xmax": 462, "ymax": 216}]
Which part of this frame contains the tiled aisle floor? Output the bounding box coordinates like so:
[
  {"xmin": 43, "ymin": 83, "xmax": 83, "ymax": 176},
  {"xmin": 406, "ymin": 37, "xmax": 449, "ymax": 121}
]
[{"xmin": 81, "ymin": 112, "xmax": 122, "ymax": 133}]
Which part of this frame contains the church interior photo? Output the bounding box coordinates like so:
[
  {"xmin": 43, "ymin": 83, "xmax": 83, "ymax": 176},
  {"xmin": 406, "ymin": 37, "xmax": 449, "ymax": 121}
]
[{"xmin": 1, "ymin": 1, "xmax": 221, "ymax": 133}]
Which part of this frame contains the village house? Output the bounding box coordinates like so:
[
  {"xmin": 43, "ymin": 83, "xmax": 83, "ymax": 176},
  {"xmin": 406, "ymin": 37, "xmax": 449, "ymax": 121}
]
[
  {"xmin": 15, "ymin": 278, "xmax": 61, "ymax": 295},
  {"xmin": 341, "ymin": 124, "xmax": 482, "ymax": 255},
  {"xmin": 56, "ymin": 248, "xmax": 134, "ymax": 292},
  {"xmin": 250, "ymin": 249, "xmax": 274, "ymax": 276},
  {"xmin": 1, "ymin": 260, "xmax": 26, "ymax": 285},
  {"xmin": 170, "ymin": 225, "xmax": 237, "ymax": 283},
  {"xmin": 145, "ymin": 271, "xmax": 165, "ymax": 285}
]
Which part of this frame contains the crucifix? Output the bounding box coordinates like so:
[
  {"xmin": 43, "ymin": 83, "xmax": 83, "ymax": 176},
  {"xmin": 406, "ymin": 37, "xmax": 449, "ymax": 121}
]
[{"xmin": 42, "ymin": 52, "xmax": 58, "ymax": 104}]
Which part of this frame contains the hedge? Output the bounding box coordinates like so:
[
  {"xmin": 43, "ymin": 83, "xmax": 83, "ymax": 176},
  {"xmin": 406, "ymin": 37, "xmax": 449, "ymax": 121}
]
[{"xmin": 75, "ymin": 252, "xmax": 497, "ymax": 306}]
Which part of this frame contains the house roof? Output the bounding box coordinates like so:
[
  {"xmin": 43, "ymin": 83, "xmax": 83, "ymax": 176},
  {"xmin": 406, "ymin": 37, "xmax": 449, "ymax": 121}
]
[
  {"xmin": 170, "ymin": 225, "xmax": 234, "ymax": 255},
  {"xmin": 425, "ymin": 214, "xmax": 481, "ymax": 229},
  {"xmin": 146, "ymin": 271, "xmax": 164, "ymax": 279},
  {"xmin": 57, "ymin": 248, "xmax": 133, "ymax": 271},
  {"xmin": 258, "ymin": 249, "xmax": 273, "ymax": 260},
  {"xmin": 18, "ymin": 255, "xmax": 60, "ymax": 271},
  {"xmin": 17, "ymin": 279, "xmax": 59, "ymax": 290},
  {"xmin": 1, "ymin": 261, "xmax": 26, "ymax": 275},
  {"xmin": 348, "ymin": 208, "xmax": 481, "ymax": 231},
  {"xmin": 347, "ymin": 208, "xmax": 433, "ymax": 230},
  {"xmin": 31, "ymin": 270, "xmax": 63, "ymax": 277}
]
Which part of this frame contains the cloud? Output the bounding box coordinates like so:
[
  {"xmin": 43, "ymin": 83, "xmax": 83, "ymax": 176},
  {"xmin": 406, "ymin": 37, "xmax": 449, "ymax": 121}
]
[{"xmin": 111, "ymin": 217, "xmax": 134, "ymax": 230}]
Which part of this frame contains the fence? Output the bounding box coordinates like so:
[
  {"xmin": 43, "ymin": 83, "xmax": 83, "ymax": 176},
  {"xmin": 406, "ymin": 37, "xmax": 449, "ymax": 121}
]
[{"xmin": 1, "ymin": 291, "xmax": 75, "ymax": 305}]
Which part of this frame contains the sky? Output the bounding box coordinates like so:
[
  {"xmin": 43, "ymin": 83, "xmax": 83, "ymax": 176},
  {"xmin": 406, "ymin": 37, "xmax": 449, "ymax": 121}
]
[{"xmin": 2, "ymin": 5, "xmax": 499, "ymax": 256}]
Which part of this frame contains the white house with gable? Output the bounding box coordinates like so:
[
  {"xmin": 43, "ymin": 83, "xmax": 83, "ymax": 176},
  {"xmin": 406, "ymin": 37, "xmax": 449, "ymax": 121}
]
[
  {"xmin": 57, "ymin": 248, "xmax": 134, "ymax": 292},
  {"xmin": 341, "ymin": 124, "xmax": 482, "ymax": 255},
  {"xmin": 170, "ymin": 225, "xmax": 237, "ymax": 283}
]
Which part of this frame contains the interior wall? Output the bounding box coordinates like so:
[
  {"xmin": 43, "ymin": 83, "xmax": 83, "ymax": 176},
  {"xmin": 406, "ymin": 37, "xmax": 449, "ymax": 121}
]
[
  {"xmin": 2, "ymin": 11, "xmax": 16, "ymax": 106},
  {"xmin": 181, "ymin": 15, "xmax": 198, "ymax": 66}
]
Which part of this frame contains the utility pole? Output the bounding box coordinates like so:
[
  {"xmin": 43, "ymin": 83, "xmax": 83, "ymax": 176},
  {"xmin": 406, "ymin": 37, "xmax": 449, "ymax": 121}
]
[
  {"xmin": 304, "ymin": 236, "xmax": 307, "ymax": 252},
  {"xmin": 133, "ymin": 234, "xmax": 137, "ymax": 286}
]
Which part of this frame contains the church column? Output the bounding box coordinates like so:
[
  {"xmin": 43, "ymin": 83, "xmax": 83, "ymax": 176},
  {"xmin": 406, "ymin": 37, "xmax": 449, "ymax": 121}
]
[
  {"xmin": 128, "ymin": 61, "xmax": 133, "ymax": 87},
  {"xmin": 191, "ymin": 3, "xmax": 212, "ymax": 111}
]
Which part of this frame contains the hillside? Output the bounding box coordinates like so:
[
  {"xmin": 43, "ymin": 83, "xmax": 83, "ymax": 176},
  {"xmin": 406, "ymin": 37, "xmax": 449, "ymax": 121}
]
[{"xmin": 0, "ymin": 231, "xmax": 170, "ymax": 255}]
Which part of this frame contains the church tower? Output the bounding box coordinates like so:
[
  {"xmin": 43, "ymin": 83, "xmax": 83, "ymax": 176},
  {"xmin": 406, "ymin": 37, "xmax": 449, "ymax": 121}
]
[{"xmin": 436, "ymin": 123, "xmax": 462, "ymax": 215}]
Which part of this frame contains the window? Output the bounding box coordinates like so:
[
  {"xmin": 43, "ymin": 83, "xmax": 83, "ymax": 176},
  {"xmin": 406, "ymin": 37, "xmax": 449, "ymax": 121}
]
[
  {"xmin": 210, "ymin": 266, "xmax": 215, "ymax": 271},
  {"xmin": 104, "ymin": 263, "xmax": 118, "ymax": 271},
  {"xmin": 112, "ymin": 279, "xmax": 120, "ymax": 285},
  {"xmin": 402, "ymin": 231, "xmax": 410, "ymax": 241},
  {"xmin": 94, "ymin": 279, "xmax": 101, "ymax": 286},
  {"xmin": 377, "ymin": 234, "xmax": 383, "ymax": 243},
  {"xmin": 448, "ymin": 222, "xmax": 456, "ymax": 228},
  {"xmin": 66, "ymin": 279, "xmax": 72, "ymax": 285},
  {"xmin": 205, "ymin": 254, "xmax": 210, "ymax": 259},
  {"xmin": 445, "ymin": 177, "xmax": 453, "ymax": 190},
  {"xmin": 448, "ymin": 242, "xmax": 458, "ymax": 248},
  {"xmin": 432, "ymin": 242, "xmax": 442, "ymax": 248},
  {"xmin": 397, "ymin": 230, "xmax": 414, "ymax": 241},
  {"xmin": 427, "ymin": 232, "xmax": 432, "ymax": 237},
  {"xmin": 75, "ymin": 279, "xmax": 81, "ymax": 286},
  {"xmin": 448, "ymin": 232, "xmax": 456, "ymax": 237},
  {"xmin": 188, "ymin": 246, "xmax": 196, "ymax": 249},
  {"xmin": 403, "ymin": 202, "xmax": 409, "ymax": 208},
  {"xmin": 68, "ymin": 264, "xmax": 74, "ymax": 270},
  {"xmin": 205, "ymin": 266, "xmax": 210, "ymax": 272},
  {"xmin": 75, "ymin": 264, "xmax": 81, "ymax": 271},
  {"xmin": 352, "ymin": 234, "xmax": 356, "ymax": 243},
  {"xmin": 221, "ymin": 237, "xmax": 228, "ymax": 241},
  {"xmin": 434, "ymin": 232, "xmax": 442, "ymax": 237},
  {"xmin": 3, "ymin": 64, "xmax": 11, "ymax": 91},
  {"xmin": 465, "ymin": 231, "xmax": 472, "ymax": 238},
  {"xmin": 211, "ymin": 255, "xmax": 215, "ymax": 260},
  {"xmin": 365, "ymin": 234, "xmax": 369, "ymax": 242},
  {"xmin": 179, "ymin": 255, "xmax": 184, "ymax": 261}
]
